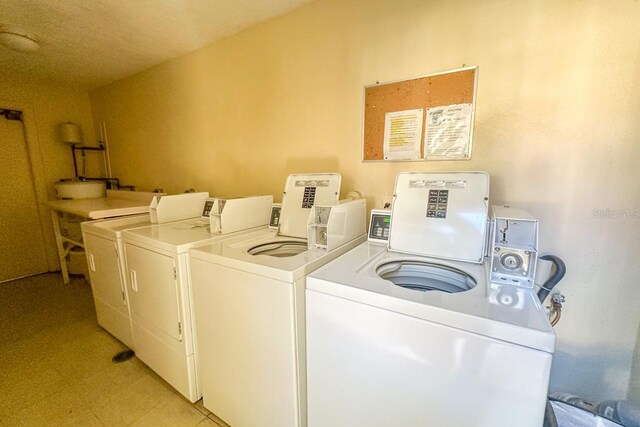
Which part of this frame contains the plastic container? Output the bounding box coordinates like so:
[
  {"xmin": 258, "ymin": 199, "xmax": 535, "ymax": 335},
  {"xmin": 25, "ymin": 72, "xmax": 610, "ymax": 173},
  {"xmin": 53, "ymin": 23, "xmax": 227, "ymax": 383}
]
[{"xmin": 54, "ymin": 181, "xmax": 106, "ymax": 199}]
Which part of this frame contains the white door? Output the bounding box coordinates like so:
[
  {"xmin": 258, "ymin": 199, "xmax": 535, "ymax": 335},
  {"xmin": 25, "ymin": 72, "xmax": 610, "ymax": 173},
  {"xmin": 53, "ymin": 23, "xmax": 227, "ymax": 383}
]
[
  {"xmin": 84, "ymin": 233, "xmax": 126, "ymax": 310},
  {"xmin": 0, "ymin": 111, "xmax": 48, "ymax": 282},
  {"xmin": 125, "ymin": 243, "xmax": 182, "ymax": 341},
  {"xmin": 85, "ymin": 233, "xmax": 135, "ymax": 348}
]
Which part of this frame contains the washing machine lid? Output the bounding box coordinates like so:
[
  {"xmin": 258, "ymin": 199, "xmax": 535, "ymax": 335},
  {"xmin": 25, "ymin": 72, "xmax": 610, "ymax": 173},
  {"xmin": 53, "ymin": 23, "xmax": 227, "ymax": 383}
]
[
  {"xmin": 278, "ymin": 173, "xmax": 341, "ymax": 239},
  {"xmin": 389, "ymin": 172, "xmax": 489, "ymax": 263}
]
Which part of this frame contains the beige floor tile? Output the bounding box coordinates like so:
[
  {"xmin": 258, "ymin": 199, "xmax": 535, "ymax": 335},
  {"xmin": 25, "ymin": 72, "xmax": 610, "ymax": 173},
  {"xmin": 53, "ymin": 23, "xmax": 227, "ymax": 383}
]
[
  {"xmin": 77, "ymin": 358, "xmax": 148, "ymax": 404},
  {"xmin": 1, "ymin": 274, "xmax": 216, "ymax": 426},
  {"xmin": 89, "ymin": 374, "xmax": 175, "ymax": 426},
  {"xmin": 207, "ymin": 412, "xmax": 232, "ymax": 427},
  {"xmin": 6, "ymin": 408, "xmax": 103, "ymax": 427},
  {"xmin": 198, "ymin": 417, "xmax": 222, "ymax": 426},
  {"xmin": 193, "ymin": 398, "xmax": 212, "ymax": 416},
  {"xmin": 0, "ymin": 324, "xmax": 74, "ymax": 384},
  {"xmin": 0, "ymin": 275, "xmax": 95, "ymax": 343},
  {"xmin": 0, "ymin": 364, "xmax": 68, "ymax": 417},
  {"xmin": 130, "ymin": 396, "xmax": 207, "ymax": 427},
  {"xmin": 50, "ymin": 338, "xmax": 127, "ymax": 383},
  {"xmin": 10, "ymin": 382, "xmax": 92, "ymax": 426},
  {"xmin": 51, "ymin": 409, "xmax": 104, "ymax": 427}
]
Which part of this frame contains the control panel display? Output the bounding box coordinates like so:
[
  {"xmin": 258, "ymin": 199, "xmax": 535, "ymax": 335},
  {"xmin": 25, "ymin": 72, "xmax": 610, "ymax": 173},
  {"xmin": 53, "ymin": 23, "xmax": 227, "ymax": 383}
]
[
  {"xmin": 302, "ymin": 187, "xmax": 317, "ymax": 209},
  {"xmin": 427, "ymin": 189, "xmax": 449, "ymax": 219},
  {"xmin": 369, "ymin": 212, "xmax": 391, "ymax": 241},
  {"xmin": 201, "ymin": 200, "xmax": 215, "ymax": 218},
  {"xmin": 269, "ymin": 205, "xmax": 282, "ymax": 228}
]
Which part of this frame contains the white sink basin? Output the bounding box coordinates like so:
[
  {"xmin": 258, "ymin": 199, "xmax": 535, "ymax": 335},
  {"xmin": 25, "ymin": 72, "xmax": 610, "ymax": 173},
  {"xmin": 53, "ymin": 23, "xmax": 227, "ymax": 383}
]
[{"xmin": 54, "ymin": 181, "xmax": 106, "ymax": 199}]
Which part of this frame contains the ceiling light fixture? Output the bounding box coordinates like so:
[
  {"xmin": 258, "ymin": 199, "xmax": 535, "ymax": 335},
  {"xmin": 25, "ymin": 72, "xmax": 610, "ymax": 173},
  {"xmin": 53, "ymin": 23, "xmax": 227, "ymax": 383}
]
[{"xmin": 0, "ymin": 27, "xmax": 39, "ymax": 52}]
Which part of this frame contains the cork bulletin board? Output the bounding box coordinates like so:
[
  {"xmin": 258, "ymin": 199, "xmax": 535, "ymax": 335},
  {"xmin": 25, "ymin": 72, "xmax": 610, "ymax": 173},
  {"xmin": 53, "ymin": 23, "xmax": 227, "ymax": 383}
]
[{"xmin": 362, "ymin": 66, "xmax": 478, "ymax": 162}]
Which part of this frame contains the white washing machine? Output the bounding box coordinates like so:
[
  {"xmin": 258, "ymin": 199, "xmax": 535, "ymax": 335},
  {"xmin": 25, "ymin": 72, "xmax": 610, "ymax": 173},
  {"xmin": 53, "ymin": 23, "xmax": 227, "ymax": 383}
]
[
  {"xmin": 121, "ymin": 195, "xmax": 273, "ymax": 402},
  {"xmin": 189, "ymin": 173, "xmax": 367, "ymax": 427},
  {"xmin": 305, "ymin": 172, "xmax": 556, "ymax": 427},
  {"xmin": 81, "ymin": 214, "xmax": 152, "ymax": 349}
]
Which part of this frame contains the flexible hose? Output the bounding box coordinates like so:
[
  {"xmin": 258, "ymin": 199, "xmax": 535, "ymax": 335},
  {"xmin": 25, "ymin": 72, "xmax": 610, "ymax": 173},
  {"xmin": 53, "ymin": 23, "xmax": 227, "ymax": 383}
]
[{"xmin": 537, "ymin": 255, "xmax": 567, "ymax": 303}]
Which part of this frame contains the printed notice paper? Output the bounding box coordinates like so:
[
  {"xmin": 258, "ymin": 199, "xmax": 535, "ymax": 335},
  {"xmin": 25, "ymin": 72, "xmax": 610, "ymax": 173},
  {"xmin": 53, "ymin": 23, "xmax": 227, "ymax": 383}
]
[
  {"xmin": 425, "ymin": 103, "xmax": 473, "ymax": 160},
  {"xmin": 383, "ymin": 109, "xmax": 424, "ymax": 160}
]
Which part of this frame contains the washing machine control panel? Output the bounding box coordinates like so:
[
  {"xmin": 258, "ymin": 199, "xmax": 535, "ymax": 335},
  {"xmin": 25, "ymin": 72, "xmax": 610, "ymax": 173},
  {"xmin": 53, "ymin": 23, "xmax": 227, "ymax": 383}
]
[
  {"xmin": 269, "ymin": 204, "xmax": 282, "ymax": 229},
  {"xmin": 201, "ymin": 199, "xmax": 216, "ymax": 218},
  {"xmin": 369, "ymin": 209, "xmax": 391, "ymax": 243}
]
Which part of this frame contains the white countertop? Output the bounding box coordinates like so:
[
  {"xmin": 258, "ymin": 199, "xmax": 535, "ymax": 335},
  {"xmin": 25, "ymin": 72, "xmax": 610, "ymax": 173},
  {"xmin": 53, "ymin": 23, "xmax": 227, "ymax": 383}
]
[{"xmin": 47, "ymin": 190, "xmax": 159, "ymax": 219}]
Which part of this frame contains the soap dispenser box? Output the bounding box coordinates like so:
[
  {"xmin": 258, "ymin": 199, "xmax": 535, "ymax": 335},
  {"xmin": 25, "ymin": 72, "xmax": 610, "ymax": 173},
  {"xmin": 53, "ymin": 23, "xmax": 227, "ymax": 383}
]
[
  {"xmin": 307, "ymin": 199, "xmax": 366, "ymax": 252},
  {"xmin": 489, "ymin": 206, "xmax": 538, "ymax": 287}
]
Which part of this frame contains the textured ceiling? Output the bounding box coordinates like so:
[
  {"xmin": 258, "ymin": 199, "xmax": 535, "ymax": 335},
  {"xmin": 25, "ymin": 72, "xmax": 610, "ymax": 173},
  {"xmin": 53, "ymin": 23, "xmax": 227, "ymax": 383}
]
[{"xmin": 0, "ymin": 0, "xmax": 314, "ymax": 90}]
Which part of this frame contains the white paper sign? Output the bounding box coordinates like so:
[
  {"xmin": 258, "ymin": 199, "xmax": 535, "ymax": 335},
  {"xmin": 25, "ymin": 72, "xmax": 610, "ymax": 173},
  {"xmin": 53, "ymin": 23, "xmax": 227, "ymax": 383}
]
[
  {"xmin": 383, "ymin": 109, "xmax": 423, "ymax": 160},
  {"xmin": 425, "ymin": 103, "xmax": 473, "ymax": 160}
]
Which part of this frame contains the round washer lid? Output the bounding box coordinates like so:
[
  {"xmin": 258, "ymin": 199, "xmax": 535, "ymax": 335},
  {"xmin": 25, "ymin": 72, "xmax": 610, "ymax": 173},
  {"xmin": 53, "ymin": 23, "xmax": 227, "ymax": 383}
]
[{"xmin": 389, "ymin": 172, "xmax": 489, "ymax": 263}]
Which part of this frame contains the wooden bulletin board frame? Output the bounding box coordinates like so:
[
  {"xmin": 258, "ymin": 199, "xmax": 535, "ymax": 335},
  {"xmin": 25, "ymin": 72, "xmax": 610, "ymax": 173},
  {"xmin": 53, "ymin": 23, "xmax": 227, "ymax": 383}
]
[{"xmin": 362, "ymin": 66, "xmax": 478, "ymax": 162}]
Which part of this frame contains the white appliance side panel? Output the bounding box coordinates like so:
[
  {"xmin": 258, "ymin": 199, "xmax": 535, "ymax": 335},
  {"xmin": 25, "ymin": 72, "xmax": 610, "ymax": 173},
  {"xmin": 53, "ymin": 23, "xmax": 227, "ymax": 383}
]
[
  {"xmin": 185, "ymin": 254, "xmax": 201, "ymax": 401},
  {"xmin": 131, "ymin": 320, "xmax": 198, "ymax": 402},
  {"xmin": 83, "ymin": 232, "xmax": 134, "ymax": 348},
  {"xmin": 293, "ymin": 277, "xmax": 307, "ymax": 427},
  {"xmin": 306, "ymin": 289, "xmax": 552, "ymax": 427},
  {"xmin": 191, "ymin": 259, "xmax": 300, "ymax": 427},
  {"xmin": 93, "ymin": 299, "xmax": 134, "ymax": 349},
  {"xmin": 124, "ymin": 243, "xmax": 181, "ymax": 341}
]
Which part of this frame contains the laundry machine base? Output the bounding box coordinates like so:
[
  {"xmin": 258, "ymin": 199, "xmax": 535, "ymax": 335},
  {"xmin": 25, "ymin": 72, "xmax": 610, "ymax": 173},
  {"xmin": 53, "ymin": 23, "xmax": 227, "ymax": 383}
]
[
  {"xmin": 94, "ymin": 298, "xmax": 134, "ymax": 349},
  {"xmin": 306, "ymin": 288, "xmax": 551, "ymax": 427},
  {"xmin": 131, "ymin": 322, "xmax": 199, "ymax": 402}
]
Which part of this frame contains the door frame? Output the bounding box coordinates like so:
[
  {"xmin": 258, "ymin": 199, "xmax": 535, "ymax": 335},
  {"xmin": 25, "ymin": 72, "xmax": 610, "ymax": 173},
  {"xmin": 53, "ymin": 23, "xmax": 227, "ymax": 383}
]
[{"xmin": 1, "ymin": 99, "xmax": 58, "ymax": 272}]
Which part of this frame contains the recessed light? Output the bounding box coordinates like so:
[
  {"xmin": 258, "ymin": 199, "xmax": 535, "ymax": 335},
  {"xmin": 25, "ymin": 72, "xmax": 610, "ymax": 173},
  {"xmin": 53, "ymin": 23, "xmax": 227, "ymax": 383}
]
[{"xmin": 0, "ymin": 26, "xmax": 39, "ymax": 52}]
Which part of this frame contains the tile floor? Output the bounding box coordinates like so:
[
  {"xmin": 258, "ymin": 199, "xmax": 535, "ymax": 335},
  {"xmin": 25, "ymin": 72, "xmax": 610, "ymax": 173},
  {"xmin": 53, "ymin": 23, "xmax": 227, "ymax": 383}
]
[{"xmin": 0, "ymin": 273, "xmax": 231, "ymax": 427}]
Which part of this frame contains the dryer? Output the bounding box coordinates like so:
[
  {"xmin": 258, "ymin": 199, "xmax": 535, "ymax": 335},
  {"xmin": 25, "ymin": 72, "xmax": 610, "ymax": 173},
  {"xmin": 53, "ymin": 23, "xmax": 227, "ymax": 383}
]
[
  {"xmin": 189, "ymin": 173, "xmax": 367, "ymax": 427},
  {"xmin": 81, "ymin": 214, "xmax": 152, "ymax": 349},
  {"xmin": 121, "ymin": 195, "xmax": 272, "ymax": 402},
  {"xmin": 80, "ymin": 192, "xmax": 213, "ymax": 350},
  {"xmin": 305, "ymin": 172, "xmax": 555, "ymax": 427}
]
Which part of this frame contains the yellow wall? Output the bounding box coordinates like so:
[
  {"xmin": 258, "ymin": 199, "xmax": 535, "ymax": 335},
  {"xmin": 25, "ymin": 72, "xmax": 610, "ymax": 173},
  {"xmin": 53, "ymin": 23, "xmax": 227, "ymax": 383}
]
[
  {"xmin": 90, "ymin": 0, "xmax": 640, "ymax": 401},
  {"xmin": 1, "ymin": 74, "xmax": 98, "ymax": 271}
]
